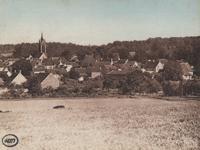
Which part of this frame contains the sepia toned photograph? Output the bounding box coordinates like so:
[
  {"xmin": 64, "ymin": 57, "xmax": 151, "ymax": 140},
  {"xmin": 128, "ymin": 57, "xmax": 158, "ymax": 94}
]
[{"xmin": 0, "ymin": 0, "xmax": 200, "ymax": 149}]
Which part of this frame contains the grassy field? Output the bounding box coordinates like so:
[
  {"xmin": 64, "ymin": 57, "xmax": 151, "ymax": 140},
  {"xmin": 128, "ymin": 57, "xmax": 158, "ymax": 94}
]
[{"xmin": 0, "ymin": 97, "xmax": 200, "ymax": 150}]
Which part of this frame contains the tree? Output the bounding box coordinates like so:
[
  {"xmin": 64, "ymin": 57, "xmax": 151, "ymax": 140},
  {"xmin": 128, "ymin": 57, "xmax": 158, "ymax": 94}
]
[
  {"xmin": 118, "ymin": 70, "xmax": 162, "ymax": 94},
  {"xmin": 192, "ymin": 43, "xmax": 200, "ymax": 76},
  {"xmin": 69, "ymin": 68, "xmax": 79, "ymax": 80},
  {"xmin": 103, "ymin": 78, "xmax": 113, "ymax": 91},
  {"xmin": 161, "ymin": 61, "xmax": 182, "ymax": 81},
  {"xmin": 25, "ymin": 76, "xmax": 41, "ymax": 96},
  {"xmin": 11, "ymin": 59, "xmax": 33, "ymax": 76},
  {"xmin": 13, "ymin": 43, "xmax": 39, "ymax": 58},
  {"xmin": 61, "ymin": 50, "xmax": 72, "ymax": 60}
]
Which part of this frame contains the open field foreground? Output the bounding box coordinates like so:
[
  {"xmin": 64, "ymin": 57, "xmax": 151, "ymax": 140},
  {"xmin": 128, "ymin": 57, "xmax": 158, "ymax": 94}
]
[{"xmin": 0, "ymin": 97, "xmax": 200, "ymax": 150}]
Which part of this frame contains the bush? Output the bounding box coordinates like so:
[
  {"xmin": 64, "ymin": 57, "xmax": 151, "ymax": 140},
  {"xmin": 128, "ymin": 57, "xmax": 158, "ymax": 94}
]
[
  {"xmin": 25, "ymin": 76, "xmax": 42, "ymax": 96},
  {"xmin": 183, "ymin": 80, "xmax": 200, "ymax": 96},
  {"xmin": 118, "ymin": 70, "xmax": 162, "ymax": 95},
  {"xmin": 162, "ymin": 81, "xmax": 181, "ymax": 96}
]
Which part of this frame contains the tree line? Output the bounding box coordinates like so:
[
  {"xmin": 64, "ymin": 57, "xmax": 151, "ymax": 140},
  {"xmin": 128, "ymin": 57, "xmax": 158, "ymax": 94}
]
[{"xmin": 0, "ymin": 36, "xmax": 200, "ymax": 75}]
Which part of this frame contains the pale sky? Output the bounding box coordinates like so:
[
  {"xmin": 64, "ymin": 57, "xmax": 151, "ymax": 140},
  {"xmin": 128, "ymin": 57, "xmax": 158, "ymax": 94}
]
[{"xmin": 0, "ymin": 0, "xmax": 200, "ymax": 45}]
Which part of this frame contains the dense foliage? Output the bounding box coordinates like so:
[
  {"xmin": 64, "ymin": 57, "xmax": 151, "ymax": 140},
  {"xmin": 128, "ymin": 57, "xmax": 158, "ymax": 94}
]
[{"xmin": 1, "ymin": 36, "xmax": 199, "ymax": 65}]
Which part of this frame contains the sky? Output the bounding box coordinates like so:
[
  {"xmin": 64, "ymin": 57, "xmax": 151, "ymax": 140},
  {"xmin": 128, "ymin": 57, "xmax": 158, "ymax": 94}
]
[{"xmin": 0, "ymin": 0, "xmax": 200, "ymax": 45}]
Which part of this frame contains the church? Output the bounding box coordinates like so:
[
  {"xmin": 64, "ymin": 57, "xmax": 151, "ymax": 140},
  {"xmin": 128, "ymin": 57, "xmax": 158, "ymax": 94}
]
[{"xmin": 38, "ymin": 33, "xmax": 48, "ymax": 61}]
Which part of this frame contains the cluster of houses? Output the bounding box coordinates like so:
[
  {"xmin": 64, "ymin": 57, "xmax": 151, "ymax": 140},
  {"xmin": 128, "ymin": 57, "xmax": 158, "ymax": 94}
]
[{"xmin": 0, "ymin": 34, "xmax": 194, "ymax": 96}]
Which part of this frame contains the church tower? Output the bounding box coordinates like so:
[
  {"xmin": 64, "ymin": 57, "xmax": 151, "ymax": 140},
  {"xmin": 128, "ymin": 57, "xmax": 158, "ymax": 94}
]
[{"xmin": 39, "ymin": 33, "xmax": 47, "ymax": 53}]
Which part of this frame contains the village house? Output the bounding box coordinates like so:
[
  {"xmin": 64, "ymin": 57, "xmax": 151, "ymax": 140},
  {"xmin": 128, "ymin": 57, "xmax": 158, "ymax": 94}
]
[
  {"xmin": 26, "ymin": 54, "xmax": 33, "ymax": 61},
  {"xmin": 78, "ymin": 76, "xmax": 84, "ymax": 82},
  {"xmin": 75, "ymin": 67, "xmax": 88, "ymax": 81},
  {"xmin": 0, "ymin": 87, "xmax": 8, "ymax": 96},
  {"xmin": 70, "ymin": 55, "xmax": 79, "ymax": 62},
  {"xmin": 129, "ymin": 51, "xmax": 136, "ymax": 58},
  {"xmin": 105, "ymin": 70, "xmax": 130, "ymax": 89},
  {"xmin": 57, "ymin": 57, "xmax": 68, "ymax": 67},
  {"xmin": 40, "ymin": 73, "xmax": 61, "ymax": 89},
  {"xmin": 0, "ymin": 78, "xmax": 4, "ymax": 86},
  {"xmin": 142, "ymin": 60, "xmax": 158, "ymax": 74},
  {"xmin": 0, "ymin": 62, "xmax": 6, "ymax": 72},
  {"xmin": 87, "ymin": 66, "xmax": 102, "ymax": 79},
  {"xmin": 42, "ymin": 59, "xmax": 55, "ymax": 70},
  {"xmin": 52, "ymin": 57, "xmax": 60, "ymax": 61},
  {"xmin": 102, "ymin": 63, "xmax": 118, "ymax": 74},
  {"xmin": 179, "ymin": 62, "xmax": 193, "ymax": 80},
  {"xmin": 6, "ymin": 58, "xmax": 20, "ymax": 66},
  {"xmin": 39, "ymin": 52, "xmax": 48, "ymax": 62},
  {"xmin": 58, "ymin": 60, "xmax": 78, "ymax": 72},
  {"xmin": 11, "ymin": 71, "xmax": 27, "ymax": 85},
  {"xmin": 0, "ymin": 52, "xmax": 13, "ymax": 58},
  {"xmin": 155, "ymin": 59, "xmax": 168, "ymax": 73},
  {"xmin": 91, "ymin": 72, "xmax": 102, "ymax": 79},
  {"xmin": 133, "ymin": 61, "xmax": 141, "ymax": 68},
  {"xmin": 7, "ymin": 70, "xmax": 12, "ymax": 77},
  {"xmin": 33, "ymin": 65, "xmax": 46, "ymax": 74},
  {"xmin": 66, "ymin": 65, "xmax": 73, "ymax": 72},
  {"xmin": 114, "ymin": 59, "xmax": 141, "ymax": 72}
]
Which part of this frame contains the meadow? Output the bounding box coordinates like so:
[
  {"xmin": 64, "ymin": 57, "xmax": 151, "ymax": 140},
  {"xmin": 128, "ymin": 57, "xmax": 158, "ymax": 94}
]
[{"xmin": 0, "ymin": 97, "xmax": 199, "ymax": 150}]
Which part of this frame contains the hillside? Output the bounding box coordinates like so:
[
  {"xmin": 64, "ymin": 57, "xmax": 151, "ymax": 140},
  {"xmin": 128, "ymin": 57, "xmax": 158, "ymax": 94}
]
[{"xmin": 0, "ymin": 36, "xmax": 200, "ymax": 66}]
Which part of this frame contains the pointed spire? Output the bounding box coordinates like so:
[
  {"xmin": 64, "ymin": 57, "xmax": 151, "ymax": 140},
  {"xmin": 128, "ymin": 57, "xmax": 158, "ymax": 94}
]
[{"xmin": 41, "ymin": 33, "xmax": 43, "ymax": 40}]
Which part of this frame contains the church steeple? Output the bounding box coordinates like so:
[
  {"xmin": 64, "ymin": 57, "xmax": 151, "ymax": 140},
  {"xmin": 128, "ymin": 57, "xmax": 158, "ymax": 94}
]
[
  {"xmin": 39, "ymin": 33, "xmax": 47, "ymax": 53},
  {"xmin": 41, "ymin": 33, "xmax": 43, "ymax": 40}
]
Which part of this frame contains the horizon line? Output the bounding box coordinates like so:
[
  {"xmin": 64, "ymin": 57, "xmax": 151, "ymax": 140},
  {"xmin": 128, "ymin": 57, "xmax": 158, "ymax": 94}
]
[{"xmin": 0, "ymin": 35, "xmax": 200, "ymax": 46}]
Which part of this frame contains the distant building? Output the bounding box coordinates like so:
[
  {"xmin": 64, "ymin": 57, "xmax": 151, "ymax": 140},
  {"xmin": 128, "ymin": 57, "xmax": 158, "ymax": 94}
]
[
  {"xmin": 39, "ymin": 53, "xmax": 48, "ymax": 61},
  {"xmin": 38, "ymin": 33, "xmax": 48, "ymax": 62},
  {"xmin": 7, "ymin": 71, "xmax": 12, "ymax": 77},
  {"xmin": 142, "ymin": 60, "xmax": 157, "ymax": 74},
  {"xmin": 41, "ymin": 73, "xmax": 61, "ymax": 89},
  {"xmin": 0, "ymin": 87, "xmax": 8, "ymax": 95},
  {"xmin": 91, "ymin": 72, "xmax": 102, "ymax": 79},
  {"xmin": 26, "ymin": 54, "xmax": 33, "ymax": 61},
  {"xmin": 0, "ymin": 52, "xmax": 13, "ymax": 58},
  {"xmin": 5, "ymin": 58, "xmax": 19, "ymax": 66},
  {"xmin": 33, "ymin": 65, "xmax": 46, "ymax": 74},
  {"xmin": 42, "ymin": 59, "xmax": 55, "ymax": 70},
  {"xmin": 155, "ymin": 59, "xmax": 168, "ymax": 73},
  {"xmin": 66, "ymin": 65, "xmax": 73, "ymax": 72},
  {"xmin": 70, "ymin": 55, "xmax": 79, "ymax": 62},
  {"xmin": 86, "ymin": 65, "xmax": 102, "ymax": 79},
  {"xmin": 78, "ymin": 76, "xmax": 84, "ymax": 82},
  {"xmin": 0, "ymin": 78, "xmax": 4, "ymax": 86},
  {"xmin": 179, "ymin": 62, "xmax": 193, "ymax": 80},
  {"xmin": 129, "ymin": 51, "xmax": 136, "ymax": 58},
  {"xmin": 11, "ymin": 71, "xmax": 27, "ymax": 85}
]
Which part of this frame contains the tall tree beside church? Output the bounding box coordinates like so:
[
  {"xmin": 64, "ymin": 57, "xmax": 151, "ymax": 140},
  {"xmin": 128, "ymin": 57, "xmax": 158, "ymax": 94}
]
[{"xmin": 11, "ymin": 59, "xmax": 33, "ymax": 76}]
